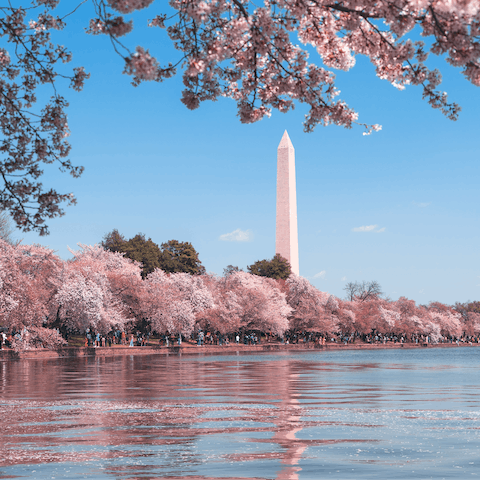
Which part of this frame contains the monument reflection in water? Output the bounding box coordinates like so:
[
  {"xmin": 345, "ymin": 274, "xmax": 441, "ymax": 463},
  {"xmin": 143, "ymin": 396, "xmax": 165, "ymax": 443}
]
[{"xmin": 1, "ymin": 348, "xmax": 480, "ymax": 479}]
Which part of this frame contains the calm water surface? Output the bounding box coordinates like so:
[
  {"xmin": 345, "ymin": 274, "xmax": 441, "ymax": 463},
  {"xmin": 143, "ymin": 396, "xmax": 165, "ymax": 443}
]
[{"xmin": 1, "ymin": 348, "xmax": 479, "ymax": 479}]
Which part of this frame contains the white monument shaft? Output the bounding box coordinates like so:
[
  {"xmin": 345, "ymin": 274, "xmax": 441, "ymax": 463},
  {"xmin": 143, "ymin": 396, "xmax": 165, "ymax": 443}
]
[{"xmin": 276, "ymin": 131, "xmax": 299, "ymax": 275}]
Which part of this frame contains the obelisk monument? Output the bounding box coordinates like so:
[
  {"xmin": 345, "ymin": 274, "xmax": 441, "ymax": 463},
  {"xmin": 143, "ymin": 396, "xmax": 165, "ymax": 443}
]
[{"xmin": 276, "ymin": 130, "xmax": 299, "ymax": 275}]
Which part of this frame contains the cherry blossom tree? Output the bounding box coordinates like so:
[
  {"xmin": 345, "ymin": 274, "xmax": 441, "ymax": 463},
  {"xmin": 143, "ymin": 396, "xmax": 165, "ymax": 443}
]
[
  {"xmin": 286, "ymin": 274, "xmax": 338, "ymax": 333},
  {"xmin": 454, "ymin": 301, "xmax": 480, "ymax": 335},
  {"xmin": 467, "ymin": 312, "xmax": 480, "ymax": 335},
  {"xmin": 422, "ymin": 318, "xmax": 442, "ymax": 342},
  {"xmin": 221, "ymin": 271, "xmax": 291, "ymax": 335},
  {"xmin": 90, "ymin": 0, "xmax": 479, "ymax": 132},
  {"xmin": 0, "ymin": 241, "xmax": 23, "ymax": 328},
  {"xmin": 374, "ymin": 297, "xmax": 422, "ymax": 335},
  {"xmin": 195, "ymin": 273, "xmax": 247, "ymax": 334},
  {"xmin": 0, "ymin": 239, "xmax": 61, "ymax": 331},
  {"xmin": 335, "ymin": 301, "xmax": 357, "ymax": 334},
  {"xmin": 427, "ymin": 301, "xmax": 463, "ymax": 337},
  {"xmin": 345, "ymin": 297, "xmax": 379, "ymax": 333},
  {"xmin": 51, "ymin": 244, "xmax": 142, "ymax": 334},
  {"xmin": 141, "ymin": 268, "xmax": 214, "ymax": 336},
  {"xmin": 393, "ymin": 296, "xmax": 420, "ymax": 335},
  {"xmin": 1, "ymin": 1, "xmax": 480, "ymax": 231},
  {"xmin": 378, "ymin": 304, "xmax": 401, "ymax": 332},
  {"xmin": 345, "ymin": 296, "xmax": 405, "ymax": 335},
  {"xmin": 196, "ymin": 271, "xmax": 290, "ymax": 336},
  {"xmin": 11, "ymin": 326, "xmax": 67, "ymax": 352}
]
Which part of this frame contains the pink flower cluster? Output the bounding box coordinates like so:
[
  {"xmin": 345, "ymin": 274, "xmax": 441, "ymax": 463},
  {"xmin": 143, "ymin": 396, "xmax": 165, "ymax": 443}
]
[
  {"xmin": 88, "ymin": 16, "xmax": 133, "ymax": 37},
  {"xmin": 107, "ymin": 0, "xmax": 155, "ymax": 15},
  {"xmin": 94, "ymin": 0, "xmax": 479, "ymax": 131}
]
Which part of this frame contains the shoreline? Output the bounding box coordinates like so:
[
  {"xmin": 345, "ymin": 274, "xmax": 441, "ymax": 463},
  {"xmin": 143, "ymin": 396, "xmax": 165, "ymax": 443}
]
[{"xmin": 0, "ymin": 340, "xmax": 478, "ymax": 360}]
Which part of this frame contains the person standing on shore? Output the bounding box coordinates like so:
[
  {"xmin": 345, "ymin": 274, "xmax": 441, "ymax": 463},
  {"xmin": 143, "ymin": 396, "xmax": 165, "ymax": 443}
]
[{"xmin": 129, "ymin": 334, "xmax": 134, "ymax": 347}]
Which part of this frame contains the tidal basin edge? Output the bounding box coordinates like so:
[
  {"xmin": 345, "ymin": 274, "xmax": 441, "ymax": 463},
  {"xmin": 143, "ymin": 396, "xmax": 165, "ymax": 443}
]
[{"xmin": 1, "ymin": 340, "xmax": 478, "ymax": 361}]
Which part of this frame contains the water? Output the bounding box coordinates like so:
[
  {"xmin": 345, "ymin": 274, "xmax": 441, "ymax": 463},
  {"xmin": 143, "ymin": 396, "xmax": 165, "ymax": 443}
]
[{"xmin": 0, "ymin": 348, "xmax": 479, "ymax": 479}]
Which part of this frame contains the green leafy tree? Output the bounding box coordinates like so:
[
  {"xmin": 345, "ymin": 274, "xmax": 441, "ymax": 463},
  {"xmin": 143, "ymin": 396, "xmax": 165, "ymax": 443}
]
[
  {"xmin": 159, "ymin": 240, "xmax": 205, "ymax": 275},
  {"xmin": 124, "ymin": 234, "xmax": 163, "ymax": 278},
  {"xmin": 101, "ymin": 229, "xmax": 126, "ymax": 253},
  {"xmin": 247, "ymin": 254, "xmax": 291, "ymax": 280},
  {"xmin": 102, "ymin": 230, "xmax": 162, "ymax": 279}
]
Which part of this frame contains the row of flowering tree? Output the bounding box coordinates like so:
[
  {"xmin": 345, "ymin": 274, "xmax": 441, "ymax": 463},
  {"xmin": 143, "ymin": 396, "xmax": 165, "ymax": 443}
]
[{"xmin": 1, "ymin": 239, "xmax": 479, "ymax": 350}]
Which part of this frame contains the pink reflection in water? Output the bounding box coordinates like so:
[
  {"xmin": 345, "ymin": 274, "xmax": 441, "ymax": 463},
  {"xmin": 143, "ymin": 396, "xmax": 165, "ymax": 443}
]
[
  {"xmin": 0, "ymin": 355, "xmax": 373, "ymax": 479},
  {"xmin": 1, "ymin": 351, "xmax": 477, "ymax": 479}
]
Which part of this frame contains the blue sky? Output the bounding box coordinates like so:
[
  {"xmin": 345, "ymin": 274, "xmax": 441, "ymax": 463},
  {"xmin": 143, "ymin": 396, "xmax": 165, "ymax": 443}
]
[{"xmin": 16, "ymin": 2, "xmax": 480, "ymax": 305}]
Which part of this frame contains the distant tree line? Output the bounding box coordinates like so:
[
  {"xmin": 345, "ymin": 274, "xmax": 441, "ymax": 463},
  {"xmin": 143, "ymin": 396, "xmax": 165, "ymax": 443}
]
[
  {"xmin": 1, "ymin": 235, "xmax": 479, "ymax": 352},
  {"xmin": 1, "ymin": 218, "xmax": 479, "ymax": 351}
]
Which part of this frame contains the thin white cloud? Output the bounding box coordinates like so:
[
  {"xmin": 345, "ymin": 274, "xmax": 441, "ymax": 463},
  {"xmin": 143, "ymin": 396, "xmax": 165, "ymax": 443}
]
[
  {"xmin": 352, "ymin": 225, "xmax": 377, "ymax": 232},
  {"xmin": 314, "ymin": 271, "xmax": 326, "ymax": 279},
  {"xmin": 352, "ymin": 224, "xmax": 386, "ymax": 233},
  {"xmin": 412, "ymin": 201, "xmax": 431, "ymax": 208},
  {"xmin": 219, "ymin": 228, "xmax": 252, "ymax": 242},
  {"xmin": 341, "ymin": 276, "xmax": 347, "ymax": 281},
  {"xmin": 419, "ymin": 289, "xmax": 425, "ymax": 294}
]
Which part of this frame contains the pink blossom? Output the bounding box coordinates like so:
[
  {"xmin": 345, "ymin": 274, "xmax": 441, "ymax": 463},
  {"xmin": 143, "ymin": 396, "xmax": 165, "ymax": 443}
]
[
  {"xmin": 141, "ymin": 269, "xmax": 213, "ymax": 335},
  {"xmin": 124, "ymin": 47, "xmax": 160, "ymax": 83},
  {"xmin": 51, "ymin": 244, "xmax": 142, "ymax": 334},
  {"xmin": 12, "ymin": 326, "xmax": 66, "ymax": 352},
  {"xmin": 0, "ymin": 239, "xmax": 61, "ymax": 332},
  {"xmin": 286, "ymin": 274, "xmax": 338, "ymax": 333},
  {"xmin": 107, "ymin": 0, "xmax": 155, "ymax": 15},
  {"xmin": 149, "ymin": 15, "xmax": 166, "ymax": 28}
]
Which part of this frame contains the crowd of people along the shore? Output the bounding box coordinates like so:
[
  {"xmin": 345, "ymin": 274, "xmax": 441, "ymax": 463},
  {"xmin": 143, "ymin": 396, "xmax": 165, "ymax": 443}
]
[
  {"xmin": 1, "ymin": 237, "xmax": 479, "ymax": 353},
  {"xmin": 2, "ymin": 327, "xmax": 480, "ymax": 352}
]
